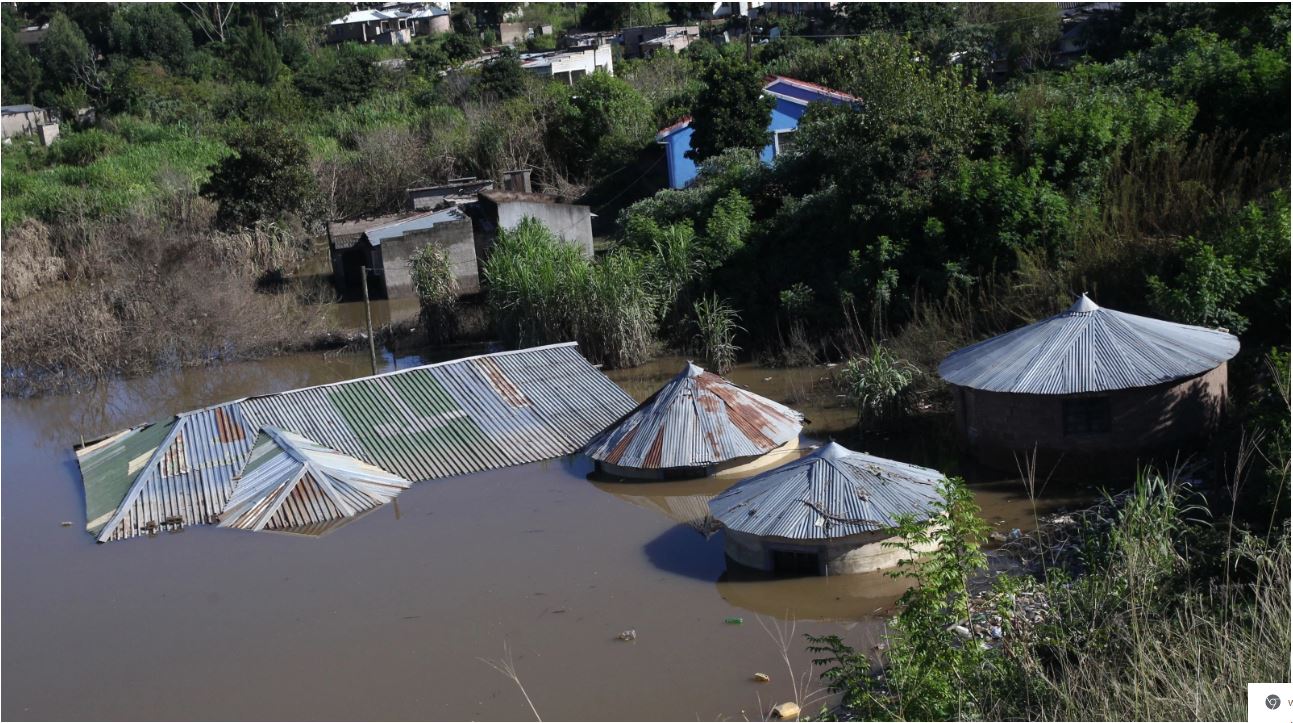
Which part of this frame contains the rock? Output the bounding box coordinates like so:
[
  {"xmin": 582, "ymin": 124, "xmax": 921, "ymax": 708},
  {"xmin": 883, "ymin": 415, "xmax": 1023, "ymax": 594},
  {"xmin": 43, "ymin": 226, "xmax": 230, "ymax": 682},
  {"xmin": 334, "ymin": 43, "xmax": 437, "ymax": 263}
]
[
  {"xmin": 771, "ymin": 702, "xmax": 801, "ymax": 720},
  {"xmin": 949, "ymin": 625, "xmax": 972, "ymax": 639},
  {"xmin": 617, "ymin": 629, "xmax": 637, "ymax": 641},
  {"xmin": 989, "ymin": 625, "xmax": 1003, "ymax": 639},
  {"xmin": 753, "ymin": 673, "xmax": 771, "ymax": 683}
]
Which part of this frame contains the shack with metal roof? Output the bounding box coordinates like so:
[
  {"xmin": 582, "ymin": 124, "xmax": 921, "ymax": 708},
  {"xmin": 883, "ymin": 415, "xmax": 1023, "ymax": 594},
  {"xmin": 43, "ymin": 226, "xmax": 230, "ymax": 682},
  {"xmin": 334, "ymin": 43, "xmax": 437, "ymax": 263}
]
[
  {"xmin": 582, "ymin": 362, "xmax": 804, "ymax": 480},
  {"xmin": 75, "ymin": 343, "xmax": 637, "ymax": 543},
  {"xmin": 939, "ymin": 294, "xmax": 1240, "ymax": 470},
  {"xmin": 328, "ymin": 206, "xmax": 478, "ymax": 300},
  {"xmin": 708, "ymin": 442, "xmax": 944, "ymax": 575}
]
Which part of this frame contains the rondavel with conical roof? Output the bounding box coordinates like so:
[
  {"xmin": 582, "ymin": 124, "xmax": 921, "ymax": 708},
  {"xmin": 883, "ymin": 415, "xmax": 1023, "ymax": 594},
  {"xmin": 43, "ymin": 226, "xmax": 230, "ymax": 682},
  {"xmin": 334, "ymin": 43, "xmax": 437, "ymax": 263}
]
[
  {"xmin": 582, "ymin": 362, "xmax": 805, "ymax": 480},
  {"xmin": 708, "ymin": 441, "xmax": 946, "ymax": 575},
  {"xmin": 939, "ymin": 294, "xmax": 1240, "ymax": 469}
]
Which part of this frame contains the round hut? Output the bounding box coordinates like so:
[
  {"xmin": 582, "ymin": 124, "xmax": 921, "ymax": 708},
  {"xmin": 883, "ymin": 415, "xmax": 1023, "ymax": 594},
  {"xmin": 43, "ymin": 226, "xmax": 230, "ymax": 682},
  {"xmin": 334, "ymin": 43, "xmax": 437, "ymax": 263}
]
[
  {"xmin": 582, "ymin": 362, "xmax": 804, "ymax": 480},
  {"xmin": 938, "ymin": 294, "xmax": 1240, "ymax": 470},
  {"xmin": 708, "ymin": 442, "xmax": 944, "ymax": 576}
]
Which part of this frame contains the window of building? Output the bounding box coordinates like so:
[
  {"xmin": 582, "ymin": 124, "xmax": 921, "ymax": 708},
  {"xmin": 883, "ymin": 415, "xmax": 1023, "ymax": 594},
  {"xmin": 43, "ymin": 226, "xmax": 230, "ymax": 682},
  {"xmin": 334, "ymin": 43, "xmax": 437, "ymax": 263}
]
[
  {"xmin": 773, "ymin": 129, "xmax": 797, "ymax": 157},
  {"xmin": 1063, "ymin": 397, "xmax": 1111, "ymax": 435}
]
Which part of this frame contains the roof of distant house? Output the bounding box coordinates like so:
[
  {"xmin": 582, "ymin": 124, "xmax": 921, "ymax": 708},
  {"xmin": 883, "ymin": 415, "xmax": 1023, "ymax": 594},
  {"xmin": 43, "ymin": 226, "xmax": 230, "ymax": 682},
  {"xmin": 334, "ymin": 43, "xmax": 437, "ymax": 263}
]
[
  {"xmin": 363, "ymin": 206, "xmax": 466, "ymax": 245},
  {"xmin": 938, "ymin": 294, "xmax": 1241, "ymax": 395},
  {"xmin": 330, "ymin": 9, "xmax": 399, "ymax": 24},
  {"xmin": 1, "ymin": 104, "xmax": 41, "ymax": 114}
]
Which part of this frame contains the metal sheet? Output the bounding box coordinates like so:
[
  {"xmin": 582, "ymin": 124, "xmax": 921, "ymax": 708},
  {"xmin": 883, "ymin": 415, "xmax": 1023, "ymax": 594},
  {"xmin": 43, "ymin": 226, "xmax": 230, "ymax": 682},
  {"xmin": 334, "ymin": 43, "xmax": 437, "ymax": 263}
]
[
  {"xmin": 938, "ymin": 294, "xmax": 1240, "ymax": 395},
  {"xmin": 80, "ymin": 343, "xmax": 637, "ymax": 543},
  {"xmin": 219, "ymin": 427, "xmax": 411, "ymax": 535},
  {"xmin": 708, "ymin": 442, "xmax": 944, "ymax": 540},
  {"xmin": 582, "ymin": 363, "xmax": 804, "ymax": 471}
]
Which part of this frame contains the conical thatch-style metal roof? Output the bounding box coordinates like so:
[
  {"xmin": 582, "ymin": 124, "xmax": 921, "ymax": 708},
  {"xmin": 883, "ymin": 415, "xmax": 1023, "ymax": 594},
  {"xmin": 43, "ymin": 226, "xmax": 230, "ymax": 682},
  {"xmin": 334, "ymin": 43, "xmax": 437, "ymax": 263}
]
[
  {"xmin": 938, "ymin": 295, "xmax": 1240, "ymax": 395},
  {"xmin": 219, "ymin": 427, "xmax": 412, "ymax": 535},
  {"xmin": 582, "ymin": 363, "xmax": 804, "ymax": 470},
  {"xmin": 709, "ymin": 442, "xmax": 943, "ymax": 540}
]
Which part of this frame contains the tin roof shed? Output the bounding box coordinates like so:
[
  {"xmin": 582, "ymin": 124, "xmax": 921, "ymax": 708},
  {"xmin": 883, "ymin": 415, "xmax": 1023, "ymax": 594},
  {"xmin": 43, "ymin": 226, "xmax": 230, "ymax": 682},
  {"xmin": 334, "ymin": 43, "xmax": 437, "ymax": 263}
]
[
  {"xmin": 77, "ymin": 343, "xmax": 637, "ymax": 543},
  {"xmin": 708, "ymin": 442, "xmax": 944, "ymax": 540},
  {"xmin": 938, "ymin": 294, "xmax": 1240, "ymax": 395},
  {"xmin": 582, "ymin": 363, "xmax": 804, "ymax": 471}
]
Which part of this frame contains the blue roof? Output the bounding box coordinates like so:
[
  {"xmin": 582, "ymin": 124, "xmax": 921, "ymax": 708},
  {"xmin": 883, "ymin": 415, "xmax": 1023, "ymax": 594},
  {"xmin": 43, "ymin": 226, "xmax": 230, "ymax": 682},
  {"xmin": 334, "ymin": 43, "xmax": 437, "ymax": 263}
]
[
  {"xmin": 364, "ymin": 207, "xmax": 465, "ymax": 246},
  {"xmin": 762, "ymin": 77, "xmax": 859, "ymax": 107}
]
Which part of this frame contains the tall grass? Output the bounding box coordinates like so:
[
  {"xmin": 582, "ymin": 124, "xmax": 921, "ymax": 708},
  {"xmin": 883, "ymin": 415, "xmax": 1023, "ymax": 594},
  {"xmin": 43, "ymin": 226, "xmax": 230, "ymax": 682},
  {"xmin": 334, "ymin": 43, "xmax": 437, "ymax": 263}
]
[
  {"xmin": 483, "ymin": 218, "xmax": 657, "ymax": 368},
  {"xmin": 690, "ymin": 293, "xmax": 742, "ymax": 373}
]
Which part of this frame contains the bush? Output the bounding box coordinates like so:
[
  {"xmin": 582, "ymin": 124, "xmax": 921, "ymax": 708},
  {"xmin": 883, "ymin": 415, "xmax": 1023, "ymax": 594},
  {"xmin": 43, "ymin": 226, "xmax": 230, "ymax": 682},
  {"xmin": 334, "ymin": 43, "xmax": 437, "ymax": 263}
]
[
  {"xmin": 409, "ymin": 243, "xmax": 458, "ymax": 344},
  {"xmin": 690, "ymin": 294, "xmax": 743, "ymax": 373},
  {"xmin": 484, "ymin": 217, "xmax": 657, "ymax": 367}
]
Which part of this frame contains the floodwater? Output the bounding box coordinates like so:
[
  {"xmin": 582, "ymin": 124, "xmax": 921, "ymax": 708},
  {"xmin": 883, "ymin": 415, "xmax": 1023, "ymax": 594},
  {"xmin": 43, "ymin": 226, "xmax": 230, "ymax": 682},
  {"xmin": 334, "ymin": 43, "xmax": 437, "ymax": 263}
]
[{"xmin": 2, "ymin": 347, "xmax": 1092, "ymax": 721}]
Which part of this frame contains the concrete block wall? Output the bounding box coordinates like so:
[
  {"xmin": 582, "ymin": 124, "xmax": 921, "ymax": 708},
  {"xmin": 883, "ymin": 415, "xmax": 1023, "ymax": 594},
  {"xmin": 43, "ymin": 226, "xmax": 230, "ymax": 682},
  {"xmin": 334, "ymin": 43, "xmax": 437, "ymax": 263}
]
[{"xmin": 376, "ymin": 216, "xmax": 480, "ymax": 298}]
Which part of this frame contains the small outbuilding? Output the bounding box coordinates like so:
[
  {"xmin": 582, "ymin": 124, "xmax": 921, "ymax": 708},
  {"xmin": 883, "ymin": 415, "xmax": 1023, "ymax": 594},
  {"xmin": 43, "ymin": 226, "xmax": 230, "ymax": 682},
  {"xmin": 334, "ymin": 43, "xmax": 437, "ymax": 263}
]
[
  {"xmin": 583, "ymin": 362, "xmax": 804, "ymax": 480},
  {"xmin": 708, "ymin": 442, "xmax": 944, "ymax": 576},
  {"xmin": 939, "ymin": 294, "xmax": 1240, "ymax": 470}
]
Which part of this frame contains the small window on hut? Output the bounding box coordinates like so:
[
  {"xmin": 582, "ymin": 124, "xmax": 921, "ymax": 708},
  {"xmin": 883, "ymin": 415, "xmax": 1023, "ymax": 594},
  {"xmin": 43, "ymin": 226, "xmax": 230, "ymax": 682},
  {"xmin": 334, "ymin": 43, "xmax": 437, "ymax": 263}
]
[
  {"xmin": 771, "ymin": 549, "xmax": 820, "ymax": 577},
  {"xmin": 1063, "ymin": 397, "xmax": 1111, "ymax": 435}
]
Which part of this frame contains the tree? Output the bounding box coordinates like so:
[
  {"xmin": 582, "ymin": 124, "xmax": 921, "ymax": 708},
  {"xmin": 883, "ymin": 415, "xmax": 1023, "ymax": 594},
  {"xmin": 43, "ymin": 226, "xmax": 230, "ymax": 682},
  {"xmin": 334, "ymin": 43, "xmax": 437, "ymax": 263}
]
[
  {"xmin": 294, "ymin": 43, "xmax": 377, "ymax": 108},
  {"xmin": 553, "ymin": 71, "xmax": 653, "ymax": 176},
  {"xmin": 460, "ymin": 2, "xmax": 520, "ymax": 28},
  {"xmin": 685, "ymin": 50, "xmax": 773, "ymax": 163},
  {"xmin": 109, "ymin": 3, "xmax": 194, "ymax": 73},
  {"xmin": 229, "ymin": 17, "xmax": 282, "ymax": 86},
  {"xmin": 2, "ymin": 26, "xmax": 42, "ymax": 104},
  {"xmin": 201, "ymin": 124, "xmax": 317, "ymax": 229},
  {"xmin": 965, "ymin": 3, "xmax": 1061, "ymax": 74},
  {"xmin": 39, "ymin": 12, "xmax": 96, "ymax": 93},
  {"xmin": 479, "ymin": 49, "xmax": 526, "ymax": 98}
]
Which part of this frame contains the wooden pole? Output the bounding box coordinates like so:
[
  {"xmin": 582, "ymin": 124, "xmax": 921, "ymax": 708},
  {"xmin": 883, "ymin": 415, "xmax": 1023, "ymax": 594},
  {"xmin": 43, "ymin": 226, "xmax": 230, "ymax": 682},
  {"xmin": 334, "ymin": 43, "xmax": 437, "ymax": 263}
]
[{"xmin": 361, "ymin": 266, "xmax": 378, "ymax": 376}]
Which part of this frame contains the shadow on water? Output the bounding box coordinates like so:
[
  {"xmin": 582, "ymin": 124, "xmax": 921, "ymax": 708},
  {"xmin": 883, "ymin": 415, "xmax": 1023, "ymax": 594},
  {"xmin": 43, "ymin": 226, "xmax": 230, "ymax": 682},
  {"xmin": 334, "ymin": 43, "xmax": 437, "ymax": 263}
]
[
  {"xmin": 642, "ymin": 524, "xmax": 727, "ymax": 582},
  {"xmin": 715, "ymin": 558, "xmax": 917, "ymax": 622}
]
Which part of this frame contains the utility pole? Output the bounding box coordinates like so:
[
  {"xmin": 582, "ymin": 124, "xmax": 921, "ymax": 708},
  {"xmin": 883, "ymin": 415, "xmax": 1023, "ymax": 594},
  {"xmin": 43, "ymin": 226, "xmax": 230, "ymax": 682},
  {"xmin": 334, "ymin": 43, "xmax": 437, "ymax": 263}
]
[{"xmin": 361, "ymin": 266, "xmax": 378, "ymax": 376}]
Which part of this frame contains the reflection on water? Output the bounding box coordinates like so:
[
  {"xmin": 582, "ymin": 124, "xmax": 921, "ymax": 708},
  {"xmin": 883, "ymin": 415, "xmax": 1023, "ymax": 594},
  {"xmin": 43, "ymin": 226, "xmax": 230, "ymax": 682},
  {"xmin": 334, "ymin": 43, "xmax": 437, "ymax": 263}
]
[{"xmin": 718, "ymin": 565, "xmax": 918, "ymax": 623}]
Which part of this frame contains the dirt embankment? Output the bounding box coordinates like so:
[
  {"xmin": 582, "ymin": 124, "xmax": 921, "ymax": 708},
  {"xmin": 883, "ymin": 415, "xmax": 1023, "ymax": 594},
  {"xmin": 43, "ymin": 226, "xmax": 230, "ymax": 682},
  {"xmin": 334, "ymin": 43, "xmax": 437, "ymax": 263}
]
[{"xmin": 2, "ymin": 205, "xmax": 337, "ymax": 397}]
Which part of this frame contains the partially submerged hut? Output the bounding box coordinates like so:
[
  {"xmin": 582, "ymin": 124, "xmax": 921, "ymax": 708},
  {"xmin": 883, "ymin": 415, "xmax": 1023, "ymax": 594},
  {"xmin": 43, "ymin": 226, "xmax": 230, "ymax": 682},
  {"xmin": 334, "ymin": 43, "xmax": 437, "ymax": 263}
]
[
  {"xmin": 582, "ymin": 362, "xmax": 805, "ymax": 480},
  {"xmin": 938, "ymin": 294, "xmax": 1240, "ymax": 469},
  {"xmin": 219, "ymin": 427, "xmax": 412, "ymax": 537},
  {"xmin": 708, "ymin": 442, "xmax": 944, "ymax": 576}
]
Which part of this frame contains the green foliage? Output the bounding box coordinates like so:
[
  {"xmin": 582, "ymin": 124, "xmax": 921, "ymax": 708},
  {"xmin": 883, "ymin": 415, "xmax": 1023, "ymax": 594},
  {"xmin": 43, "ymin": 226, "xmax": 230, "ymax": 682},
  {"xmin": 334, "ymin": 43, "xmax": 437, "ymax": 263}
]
[
  {"xmin": 691, "ymin": 294, "xmax": 743, "ymax": 373},
  {"xmin": 294, "ymin": 44, "xmax": 379, "ymax": 108},
  {"xmin": 552, "ymin": 71, "xmax": 654, "ymax": 177},
  {"xmin": 702, "ymin": 189, "xmax": 753, "ymax": 268},
  {"xmin": 39, "ymin": 12, "xmax": 95, "ymax": 94},
  {"xmin": 409, "ymin": 242, "xmax": 459, "ymax": 344},
  {"xmin": 808, "ymin": 477, "xmax": 992, "ymax": 719},
  {"xmin": 47, "ymin": 128, "xmax": 122, "ymax": 166},
  {"xmin": 229, "ymin": 18, "xmax": 283, "ymax": 87},
  {"xmin": 839, "ymin": 345, "xmax": 916, "ymax": 426},
  {"xmin": 109, "ymin": 3, "xmax": 194, "ymax": 73},
  {"xmin": 201, "ymin": 123, "xmax": 316, "ymax": 229},
  {"xmin": 479, "ymin": 50, "xmax": 527, "ymax": 99},
  {"xmin": 1147, "ymin": 192, "xmax": 1290, "ymax": 334},
  {"xmin": 685, "ymin": 50, "xmax": 774, "ymax": 163},
  {"xmin": 484, "ymin": 218, "xmax": 656, "ymax": 368},
  {"xmin": 2, "ymin": 25, "xmax": 42, "ymax": 104}
]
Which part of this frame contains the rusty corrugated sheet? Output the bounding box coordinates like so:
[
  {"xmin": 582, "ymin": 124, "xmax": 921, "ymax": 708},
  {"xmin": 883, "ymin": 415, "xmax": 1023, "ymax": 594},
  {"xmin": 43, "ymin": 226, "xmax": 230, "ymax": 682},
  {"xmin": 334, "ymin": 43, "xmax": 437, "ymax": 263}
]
[
  {"xmin": 218, "ymin": 427, "xmax": 411, "ymax": 535},
  {"xmin": 939, "ymin": 294, "xmax": 1240, "ymax": 395},
  {"xmin": 708, "ymin": 442, "xmax": 943, "ymax": 540},
  {"xmin": 80, "ymin": 343, "xmax": 637, "ymax": 543},
  {"xmin": 582, "ymin": 363, "xmax": 804, "ymax": 471}
]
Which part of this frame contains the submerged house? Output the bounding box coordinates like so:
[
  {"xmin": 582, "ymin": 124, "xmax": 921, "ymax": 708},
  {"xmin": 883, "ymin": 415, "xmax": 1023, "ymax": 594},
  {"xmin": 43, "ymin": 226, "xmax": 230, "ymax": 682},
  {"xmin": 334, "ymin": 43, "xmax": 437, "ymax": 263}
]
[
  {"xmin": 328, "ymin": 206, "xmax": 479, "ymax": 300},
  {"xmin": 656, "ymin": 75, "xmax": 858, "ymax": 189},
  {"xmin": 939, "ymin": 294, "xmax": 1240, "ymax": 470},
  {"xmin": 582, "ymin": 362, "xmax": 804, "ymax": 480},
  {"xmin": 469, "ymin": 189, "xmax": 595, "ymax": 258},
  {"xmin": 708, "ymin": 442, "xmax": 944, "ymax": 576},
  {"xmin": 75, "ymin": 344, "xmax": 637, "ymax": 542}
]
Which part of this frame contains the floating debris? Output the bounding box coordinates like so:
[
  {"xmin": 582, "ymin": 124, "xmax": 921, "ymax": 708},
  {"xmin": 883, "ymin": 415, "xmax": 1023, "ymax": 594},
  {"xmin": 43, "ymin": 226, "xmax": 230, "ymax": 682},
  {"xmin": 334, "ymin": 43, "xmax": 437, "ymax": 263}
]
[
  {"xmin": 772, "ymin": 702, "xmax": 801, "ymax": 720},
  {"xmin": 724, "ymin": 617, "xmax": 743, "ymax": 625},
  {"xmin": 753, "ymin": 673, "xmax": 770, "ymax": 683},
  {"xmin": 617, "ymin": 629, "xmax": 637, "ymax": 641}
]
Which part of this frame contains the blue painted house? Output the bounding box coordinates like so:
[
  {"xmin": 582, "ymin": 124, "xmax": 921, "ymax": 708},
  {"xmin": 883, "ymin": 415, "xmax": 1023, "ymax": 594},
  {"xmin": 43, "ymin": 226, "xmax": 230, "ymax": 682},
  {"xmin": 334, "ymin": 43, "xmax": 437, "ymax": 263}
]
[{"xmin": 655, "ymin": 76, "xmax": 859, "ymax": 189}]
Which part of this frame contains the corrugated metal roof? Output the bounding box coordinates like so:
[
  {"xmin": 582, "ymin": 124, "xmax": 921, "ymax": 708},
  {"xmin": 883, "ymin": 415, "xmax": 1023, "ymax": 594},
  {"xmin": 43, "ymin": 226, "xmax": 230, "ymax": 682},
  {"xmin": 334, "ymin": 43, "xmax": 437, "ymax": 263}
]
[
  {"xmin": 79, "ymin": 343, "xmax": 637, "ymax": 543},
  {"xmin": 364, "ymin": 207, "xmax": 465, "ymax": 246},
  {"xmin": 708, "ymin": 442, "xmax": 943, "ymax": 540},
  {"xmin": 219, "ymin": 427, "xmax": 411, "ymax": 535},
  {"xmin": 938, "ymin": 294, "xmax": 1241, "ymax": 395},
  {"xmin": 582, "ymin": 363, "xmax": 804, "ymax": 470}
]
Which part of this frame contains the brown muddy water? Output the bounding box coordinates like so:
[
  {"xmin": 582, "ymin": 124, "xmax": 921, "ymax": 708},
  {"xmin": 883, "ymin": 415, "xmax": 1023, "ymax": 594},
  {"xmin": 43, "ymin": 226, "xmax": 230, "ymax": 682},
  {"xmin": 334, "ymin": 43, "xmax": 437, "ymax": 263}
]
[{"xmin": 2, "ymin": 347, "xmax": 1095, "ymax": 721}]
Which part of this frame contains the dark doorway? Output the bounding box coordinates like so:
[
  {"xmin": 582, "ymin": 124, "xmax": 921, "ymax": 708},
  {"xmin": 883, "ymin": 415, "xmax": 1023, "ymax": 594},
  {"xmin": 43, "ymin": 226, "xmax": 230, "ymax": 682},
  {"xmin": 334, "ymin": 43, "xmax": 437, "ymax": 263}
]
[{"xmin": 770, "ymin": 548, "xmax": 821, "ymax": 577}]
